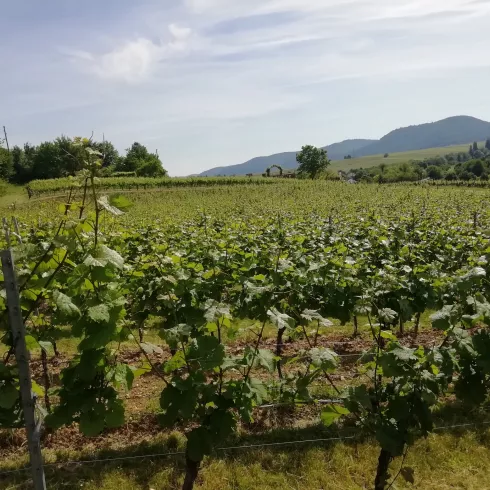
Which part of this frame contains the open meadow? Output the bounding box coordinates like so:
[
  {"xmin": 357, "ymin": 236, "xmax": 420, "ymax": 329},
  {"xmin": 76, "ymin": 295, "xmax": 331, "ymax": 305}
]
[
  {"xmin": 329, "ymin": 142, "xmax": 478, "ymax": 173},
  {"xmin": 2, "ymin": 180, "xmax": 490, "ymax": 490}
]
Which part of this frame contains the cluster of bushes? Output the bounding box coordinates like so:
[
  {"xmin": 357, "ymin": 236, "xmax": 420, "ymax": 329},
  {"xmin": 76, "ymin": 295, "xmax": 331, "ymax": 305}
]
[
  {"xmin": 350, "ymin": 140, "xmax": 490, "ymax": 183},
  {"xmin": 0, "ymin": 136, "xmax": 167, "ymax": 184}
]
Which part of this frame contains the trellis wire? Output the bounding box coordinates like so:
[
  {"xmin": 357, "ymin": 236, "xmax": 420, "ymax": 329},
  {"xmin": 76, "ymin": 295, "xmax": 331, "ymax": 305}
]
[{"xmin": 2, "ymin": 421, "xmax": 490, "ymax": 479}]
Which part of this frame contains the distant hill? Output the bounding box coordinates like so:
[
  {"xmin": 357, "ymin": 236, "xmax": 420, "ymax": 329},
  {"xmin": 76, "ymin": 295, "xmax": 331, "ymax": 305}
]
[
  {"xmin": 198, "ymin": 140, "xmax": 375, "ymax": 177},
  {"xmin": 355, "ymin": 116, "xmax": 490, "ymax": 157},
  {"xmin": 328, "ymin": 142, "xmax": 483, "ymax": 175},
  {"xmin": 198, "ymin": 116, "xmax": 490, "ymax": 176}
]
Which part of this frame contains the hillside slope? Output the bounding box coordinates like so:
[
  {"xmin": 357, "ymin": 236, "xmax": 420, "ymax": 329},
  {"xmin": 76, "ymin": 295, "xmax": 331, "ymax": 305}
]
[
  {"xmin": 356, "ymin": 116, "xmax": 490, "ymax": 157},
  {"xmin": 199, "ymin": 139, "xmax": 375, "ymax": 177},
  {"xmin": 329, "ymin": 142, "xmax": 480, "ymax": 174},
  {"xmin": 198, "ymin": 116, "xmax": 490, "ymax": 177}
]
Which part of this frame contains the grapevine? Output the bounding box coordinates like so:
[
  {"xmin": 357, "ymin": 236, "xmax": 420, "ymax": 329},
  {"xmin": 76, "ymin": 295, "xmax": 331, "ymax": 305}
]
[{"xmin": 2, "ymin": 176, "xmax": 490, "ymax": 489}]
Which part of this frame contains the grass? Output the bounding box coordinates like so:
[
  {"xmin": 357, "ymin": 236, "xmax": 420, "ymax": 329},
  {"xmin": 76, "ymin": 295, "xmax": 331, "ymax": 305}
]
[
  {"xmin": 329, "ymin": 142, "xmax": 478, "ymax": 173},
  {"xmin": 2, "ymin": 423, "xmax": 490, "ymax": 489},
  {"xmin": 0, "ymin": 313, "xmax": 458, "ymax": 490},
  {"xmin": 0, "ymin": 183, "xmax": 28, "ymax": 209}
]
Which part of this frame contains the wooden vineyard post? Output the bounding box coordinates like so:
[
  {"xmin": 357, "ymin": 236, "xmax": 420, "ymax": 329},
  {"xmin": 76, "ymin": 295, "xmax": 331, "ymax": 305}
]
[
  {"xmin": 2, "ymin": 217, "xmax": 11, "ymax": 248},
  {"xmin": 1, "ymin": 249, "xmax": 47, "ymax": 490}
]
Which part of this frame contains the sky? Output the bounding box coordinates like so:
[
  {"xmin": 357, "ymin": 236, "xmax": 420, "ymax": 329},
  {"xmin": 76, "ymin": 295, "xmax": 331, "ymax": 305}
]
[{"xmin": 2, "ymin": 0, "xmax": 490, "ymax": 176}]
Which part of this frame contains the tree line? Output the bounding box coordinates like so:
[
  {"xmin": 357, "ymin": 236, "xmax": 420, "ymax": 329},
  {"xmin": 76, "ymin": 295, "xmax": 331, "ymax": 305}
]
[{"xmin": 0, "ymin": 135, "xmax": 167, "ymax": 184}]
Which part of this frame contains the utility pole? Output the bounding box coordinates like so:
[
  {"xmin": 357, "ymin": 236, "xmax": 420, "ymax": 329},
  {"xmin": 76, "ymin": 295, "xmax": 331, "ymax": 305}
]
[{"xmin": 3, "ymin": 126, "xmax": 10, "ymax": 154}]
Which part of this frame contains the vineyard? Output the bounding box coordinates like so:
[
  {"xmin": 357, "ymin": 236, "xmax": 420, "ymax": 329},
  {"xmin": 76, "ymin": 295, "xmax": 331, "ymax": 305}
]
[
  {"xmin": 2, "ymin": 157, "xmax": 490, "ymax": 489},
  {"xmin": 26, "ymin": 176, "xmax": 277, "ymax": 198},
  {"xmin": 25, "ymin": 174, "xmax": 490, "ymax": 202}
]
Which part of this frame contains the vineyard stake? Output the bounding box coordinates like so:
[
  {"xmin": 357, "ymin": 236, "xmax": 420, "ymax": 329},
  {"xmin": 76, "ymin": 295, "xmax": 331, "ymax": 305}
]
[{"xmin": 1, "ymin": 249, "xmax": 47, "ymax": 490}]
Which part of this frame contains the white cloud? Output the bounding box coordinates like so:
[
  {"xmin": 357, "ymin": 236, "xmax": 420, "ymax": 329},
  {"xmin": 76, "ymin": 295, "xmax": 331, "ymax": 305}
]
[
  {"xmin": 64, "ymin": 0, "xmax": 490, "ymax": 87},
  {"xmin": 92, "ymin": 38, "xmax": 164, "ymax": 83},
  {"xmin": 169, "ymin": 23, "xmax": 192, "ymax": 41},
  {"xmin": 184, "ymin": 0, "xmax": 487, "ymax": 17},
  {"xmin": 168, "ymin": 23, "xmax": 192, "ymax": 51},
  {"xmin": 4, "ymin": 0, "xmax": 490, "ymax": 176},
  {"xmin": 184, "ymin": 0, "xmax": 226, "ymax": 14},
  {"xmin": 69, "ymin": 24, "xmax": 192, "ymax": 83}
]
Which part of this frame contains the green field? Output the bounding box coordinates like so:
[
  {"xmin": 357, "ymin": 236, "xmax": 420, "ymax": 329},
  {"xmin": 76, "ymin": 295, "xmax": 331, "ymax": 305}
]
[
  {"xmin": 330, "ymin": 142, "xmax": 477, "ymax": 173},
  {"xmin": 249, "ymin": 142, "xmax": 478, "ymax": 176},
  {"xmin": 2, "ymin": 179, "xmax": 490, "ymax": 490},
  {"xmin": 8, "ymin": 142, "xmax": 484, "ymax": 203}
]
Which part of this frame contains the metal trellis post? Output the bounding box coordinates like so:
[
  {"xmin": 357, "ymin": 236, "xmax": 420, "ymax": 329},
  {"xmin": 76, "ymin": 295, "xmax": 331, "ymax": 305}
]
[{"xmin": 1, "ymin": 249, "xmax": 47, "ymax": 490}]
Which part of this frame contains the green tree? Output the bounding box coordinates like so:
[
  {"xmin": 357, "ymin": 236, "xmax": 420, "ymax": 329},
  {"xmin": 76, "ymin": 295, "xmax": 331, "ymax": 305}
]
[
  {"xmin": 467, "ymin": 160, "xmax": 485, "ymax": 177},
  {"xmin": 13, "ymin": 136, "xmax": 121, "ymax": 182},
  {"xmin": 485, "ymin": 138, "xmax": 490, "ymax": 151},
  {"xmin": 296, "ymin": 145, "xmax": 330, "ymax": 178},
  {"xmin": 427, "ymin": 165, "xmax": 443, "ymax": 180},
  {"xmin": 118, "ymin": 143, "xmax": 167, "ymax": 176},
  {"xmin": 137, "ymin": 155, "xmax": 167, "ymax": 177},
  {"xmin": 399, "ymin": 162, "xmax": 410, "ymax": 175},
  {"xmin": 414, "ymin": 166, "xmax": 424, "ymax": 180},
  {"xmin": 30, "ymin": 138, "xmax": 76, "ymax": 180},
  {"xmin": 28, "ymin": 136, "xmax": 92, "ymax": 180},
  {"xmin": 473, "ymin": 141, "xmax": 479, "ymax": 153},
  {"xmin": 11, "ymin": 144, "xmax": 35, "ymax": 184},
  {"xmin": 92, "ymin": 141, "xmax": 121, "ymax": 168},
  {"xmin": 445, "ymin": 169, "xmax": 457, "ymax": 181},
  {"xmin": 0, "ymin": 140, "xmax": 13, "ymax": 181}
]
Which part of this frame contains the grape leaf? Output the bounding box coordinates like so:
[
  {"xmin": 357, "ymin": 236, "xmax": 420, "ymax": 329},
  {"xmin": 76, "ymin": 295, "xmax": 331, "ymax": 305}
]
[
  {"xmin": 53, "ymin": 290, "xmax": 80, "ymax": 318},
  {"xmin": 186, "ymin": 427, "xmax": 213, "ymax": 462},
  {"xmin": 80, "ymin": 404, "xmax": 106, "ymax": 437},
  {"xmin": 309, "ymin": 347, "xmax": 338, "ymax": 371},
  {"xmin": 301, "ymin": 309, "xmax": 333, "ymax": 327},
  {"xmin": 24, "ymin": 335, "xmax": 39, "ymax": 352},
  {"xmin": 0, "ymin": 384, "xmax": 19, "ymax": 409},
  {"xmin": 113, "ymin": 364, "xmax": 134, "ymax": 391},
  {"xmin": 188, "ymin": 336, "xmax": 225, "ymax": 370},
  {"xmin": 267, "ymin": 308, "xmax": 296, "ymax": 330},
  {"xmin": 105, "ymin": 399, "xmax": 125, "ymax": 428},
  {"xmin": 321, "ymin": 405, "xmax": 350, "ymax": 427},
  {"xmin": 255, "ymin": 349, "xmax": 276, "ymax": 372},
  {"xmin": 39, "ymin": 341, "xmax": 54, "ymax": 356},
  {"xmin": 430, "ymin": 305, "xmax": 456, "ymax": 331},
  {"xmin": 88, "ymin": 304, "xmax": 110, "ymax": 323},
  {"xmin": 140, "ymin": 342, "xmax": 164, "ymax": 355},
  {"xmin": 96, "ymin": 245, "xmax": 124, "ymax": 269}
]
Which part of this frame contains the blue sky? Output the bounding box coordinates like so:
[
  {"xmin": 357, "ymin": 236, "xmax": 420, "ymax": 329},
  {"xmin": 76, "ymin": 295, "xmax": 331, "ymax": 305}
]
[{"xmin": 2, "ymin": 0, "xmax": 490, "ymax": 175}]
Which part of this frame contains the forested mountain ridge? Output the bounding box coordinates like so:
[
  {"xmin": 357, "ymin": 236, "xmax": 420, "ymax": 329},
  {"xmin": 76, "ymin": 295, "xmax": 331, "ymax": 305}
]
[
  {"xmin": 355, "ymin": 116, "xmax": 490, "ymax": 157},
  {"xmin": 198, "ymin": 116, "xmax": 490, "ymax": 176},
  {"xmin": 198, "ymin": 139, "xmax": 374, "ymax": 177}
]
